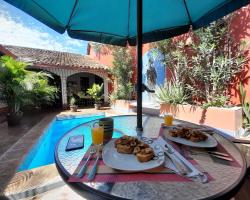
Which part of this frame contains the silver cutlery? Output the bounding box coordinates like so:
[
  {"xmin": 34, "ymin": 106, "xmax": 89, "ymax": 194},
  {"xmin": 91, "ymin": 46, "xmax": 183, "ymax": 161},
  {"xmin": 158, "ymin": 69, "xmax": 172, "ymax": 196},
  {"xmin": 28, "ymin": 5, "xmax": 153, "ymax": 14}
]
[
  {"xmin": 190, "ymin": 150, "xmax": 229, "ymax": 157},
  {"xmin": 87, "ymin": 148, "xmax": 101, "ymax": 181},
  {"xmin": 189, "ymin": 150, "xmax": 233, "ymax": 161},
  {"xmin": 158, "ymin": 137, "xmax": 208, "ymax": 183},
  {"xmin": 164, "ymin": 144, "xmax": 188, "ymax": 175},
  {"xmin": 76, "ymin": 147, "xmax": 96, "ymax": 178}
]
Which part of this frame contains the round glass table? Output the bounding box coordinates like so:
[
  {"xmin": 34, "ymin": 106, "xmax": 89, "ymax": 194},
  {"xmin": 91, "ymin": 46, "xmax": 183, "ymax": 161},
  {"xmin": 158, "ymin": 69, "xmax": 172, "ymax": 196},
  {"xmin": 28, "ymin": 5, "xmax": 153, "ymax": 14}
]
[{"xmin": 55, "ymin": 115, "xmax": 247, "ymax": 200}]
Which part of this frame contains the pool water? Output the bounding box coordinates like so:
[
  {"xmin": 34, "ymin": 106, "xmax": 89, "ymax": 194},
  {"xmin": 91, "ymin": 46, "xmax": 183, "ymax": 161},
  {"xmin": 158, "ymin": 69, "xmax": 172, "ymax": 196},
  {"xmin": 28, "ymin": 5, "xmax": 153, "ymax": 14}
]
[{"xmin": 18, "ymin": 113, "xmax": 106, "ymax": 171}]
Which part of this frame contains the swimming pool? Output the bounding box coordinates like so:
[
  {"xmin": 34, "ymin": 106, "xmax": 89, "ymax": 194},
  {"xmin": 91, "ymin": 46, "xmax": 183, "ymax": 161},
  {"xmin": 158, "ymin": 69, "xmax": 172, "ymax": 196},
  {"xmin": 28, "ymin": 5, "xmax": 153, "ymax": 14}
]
[{"xmin": 18, "ymin": 113, "xmax": 106, "ymax": 171}]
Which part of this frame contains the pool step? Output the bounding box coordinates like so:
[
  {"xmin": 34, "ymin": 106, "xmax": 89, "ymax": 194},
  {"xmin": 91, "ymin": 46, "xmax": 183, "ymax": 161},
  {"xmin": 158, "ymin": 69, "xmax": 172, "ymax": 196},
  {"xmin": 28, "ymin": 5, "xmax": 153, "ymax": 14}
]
[{"xmin": 4, "ymin": 164, "xmax": 64, "ymax": 199}]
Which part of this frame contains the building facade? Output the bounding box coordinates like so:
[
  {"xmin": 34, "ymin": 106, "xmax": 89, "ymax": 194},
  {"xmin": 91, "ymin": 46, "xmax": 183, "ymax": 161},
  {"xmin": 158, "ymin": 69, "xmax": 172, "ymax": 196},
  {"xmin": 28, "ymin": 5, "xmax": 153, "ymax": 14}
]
[{"xmin": 0, "ymin": 45, "xmax": 111, "ymax": 108}]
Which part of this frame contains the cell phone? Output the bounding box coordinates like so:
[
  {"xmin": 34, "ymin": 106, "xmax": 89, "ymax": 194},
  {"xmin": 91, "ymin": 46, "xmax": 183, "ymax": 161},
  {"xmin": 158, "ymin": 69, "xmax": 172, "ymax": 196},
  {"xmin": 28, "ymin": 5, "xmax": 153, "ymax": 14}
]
[{"xmin": 65, "ymin": 135, "xmax": 84, "ymax": 151}]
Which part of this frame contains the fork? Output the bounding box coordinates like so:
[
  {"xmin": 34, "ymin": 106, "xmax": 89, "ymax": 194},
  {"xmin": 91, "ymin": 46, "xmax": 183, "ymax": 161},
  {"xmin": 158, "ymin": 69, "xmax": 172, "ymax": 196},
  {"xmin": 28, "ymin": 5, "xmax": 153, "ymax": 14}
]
[
  {"xmin": 87, "ymin": 147, "xmax": 101, "ymax": 181},
  {"xmin": 76, "ymin": 147, "xmax": 96, "ymax": 178}
]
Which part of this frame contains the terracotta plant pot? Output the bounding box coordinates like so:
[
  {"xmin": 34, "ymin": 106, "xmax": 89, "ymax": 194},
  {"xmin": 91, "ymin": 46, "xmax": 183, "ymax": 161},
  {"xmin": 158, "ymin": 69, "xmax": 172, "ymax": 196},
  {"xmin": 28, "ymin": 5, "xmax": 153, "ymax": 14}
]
[
  {"xmin": 70, "ymin": 105, "xmax": 78, "ymax": 112},
  {"xmin": 160, "ymin": 103, "xmax": 242, "ymax": 136},
  {"xmin": 7, "ymin": 111, "xmax": 23, "ymax": 126},
  {"xmin": 111, "ymin": 99, "xmax": 133, "ymax": 112}
]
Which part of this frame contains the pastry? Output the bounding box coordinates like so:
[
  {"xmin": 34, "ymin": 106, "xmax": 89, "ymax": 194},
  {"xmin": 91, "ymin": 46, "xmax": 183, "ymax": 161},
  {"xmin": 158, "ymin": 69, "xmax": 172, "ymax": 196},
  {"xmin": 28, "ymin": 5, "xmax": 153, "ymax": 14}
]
[
  {"xmin": 169, "ymin": 127, "xmax": 208, "ymax": 142},
  {"xmin": 116, "ymin": 144, "xmax": 134, "ymax": 154},
  {"xmin": 136, "ymin": 148, "xmax": 155, "ymax": 162},
  {"xmin": 114, "ymin": 136, "xmax": 154, "ymax": 162}
]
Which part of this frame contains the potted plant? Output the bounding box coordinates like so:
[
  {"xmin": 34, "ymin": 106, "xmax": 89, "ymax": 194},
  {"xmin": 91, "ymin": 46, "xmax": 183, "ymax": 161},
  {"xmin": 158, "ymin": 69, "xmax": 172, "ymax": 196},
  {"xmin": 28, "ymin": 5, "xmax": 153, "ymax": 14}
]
[
  {"xmin": 87, "ymin": 83, "xmax": 103, "ymax": 110},
  {"xmin": 69, "ymin": 97, "xmax": 78, "ymax": 112},
  {"xmin": 0, "ymin": 56, "xmax": 27, "ymax": 125},
  {"xmin": 0, "ymin": 56, "xmax": 57, "ymax": 126}
]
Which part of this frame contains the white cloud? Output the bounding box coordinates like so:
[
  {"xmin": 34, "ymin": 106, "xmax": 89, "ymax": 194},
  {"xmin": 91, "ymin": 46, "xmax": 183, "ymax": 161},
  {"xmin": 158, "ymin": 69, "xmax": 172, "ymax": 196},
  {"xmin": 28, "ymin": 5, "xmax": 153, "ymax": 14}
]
[{"xmin": 0, "ymin": 9, "xmax": 85, "ymax": 54}]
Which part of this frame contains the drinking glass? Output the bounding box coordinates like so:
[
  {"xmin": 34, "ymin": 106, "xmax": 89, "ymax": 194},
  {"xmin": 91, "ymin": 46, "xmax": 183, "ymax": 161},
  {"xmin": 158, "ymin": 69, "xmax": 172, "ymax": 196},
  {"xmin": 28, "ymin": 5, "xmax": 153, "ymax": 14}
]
[
  {"xmin": 164, "ymin": 113, "xmax": 174, "ymax": 126},
  {"xmin": 91, "ymin": 122, "xmax": 104, "ymax": 146}
]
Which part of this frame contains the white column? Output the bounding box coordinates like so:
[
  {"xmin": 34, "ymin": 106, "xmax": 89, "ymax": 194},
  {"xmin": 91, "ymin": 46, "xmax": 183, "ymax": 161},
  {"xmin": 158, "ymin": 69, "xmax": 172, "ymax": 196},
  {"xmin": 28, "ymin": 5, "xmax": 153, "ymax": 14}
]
[
  {"xmin": 61, "ymin": 76, "xmax": 68, "ymax": 108},
  {"xmin": 103, "ymin": 78, "xmax": 109, "ymax": 102}
]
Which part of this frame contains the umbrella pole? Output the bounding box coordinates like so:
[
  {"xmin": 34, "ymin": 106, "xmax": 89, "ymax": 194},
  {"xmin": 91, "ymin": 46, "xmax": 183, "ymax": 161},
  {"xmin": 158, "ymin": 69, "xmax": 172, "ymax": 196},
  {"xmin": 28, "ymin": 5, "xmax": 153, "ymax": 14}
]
[{"xmin": 136, "ymin": 0, "xmax": 143, "ymax": 132}]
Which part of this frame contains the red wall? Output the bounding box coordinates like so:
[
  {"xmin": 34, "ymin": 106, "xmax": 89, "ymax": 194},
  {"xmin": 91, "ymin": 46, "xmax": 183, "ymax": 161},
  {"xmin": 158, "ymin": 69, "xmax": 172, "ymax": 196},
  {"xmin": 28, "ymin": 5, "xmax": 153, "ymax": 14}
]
[
  {"xmin": 229, "ymin": 6, "xmax": 250, "ymax": 104},
  {"xmin": 88, "ymin": 5, "xmax": 250, "ymax": 104},
  {"xmin": 88, "ymin": 44, "xmax": 114, "ymax": 67}
]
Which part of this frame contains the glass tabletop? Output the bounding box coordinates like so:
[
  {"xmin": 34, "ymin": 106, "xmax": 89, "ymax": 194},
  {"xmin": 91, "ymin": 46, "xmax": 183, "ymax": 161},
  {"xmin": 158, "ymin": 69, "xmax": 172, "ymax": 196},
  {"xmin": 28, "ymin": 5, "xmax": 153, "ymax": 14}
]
[{"xmin": 55, "ymin": 115, "xmax": 247, "ymax": 200}]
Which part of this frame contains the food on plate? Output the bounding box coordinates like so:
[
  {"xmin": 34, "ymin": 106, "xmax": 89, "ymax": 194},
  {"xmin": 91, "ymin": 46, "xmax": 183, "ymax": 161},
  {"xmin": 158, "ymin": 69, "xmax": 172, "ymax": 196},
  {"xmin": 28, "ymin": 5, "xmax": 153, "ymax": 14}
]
[
  {"xmin": 136, "ymin": 148, "xmax": 155, "ymax": 162},
  {"xmin": 169, "ymin": 127, "xmax": 208, "ymax": 142},
  {"xmin": 116, "ymin": 144, "xmax": 134, "ymax": 154},
  {"xmin": 114, "ymin": 135, "xmax": 155, "ymax": 162}
]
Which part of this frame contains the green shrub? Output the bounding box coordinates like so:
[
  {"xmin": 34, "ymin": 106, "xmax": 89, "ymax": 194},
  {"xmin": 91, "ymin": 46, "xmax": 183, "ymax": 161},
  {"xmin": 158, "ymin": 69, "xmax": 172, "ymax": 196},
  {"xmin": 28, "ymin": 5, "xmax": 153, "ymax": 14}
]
[
  {"xmin": 0, "ymin": 56, "xmax": 57, "ymax": 113},
  {"xmin": 201, "ymin": 95, "xmax": 228, "ymax": 109},
  {"xmin": 69, "ymin": 97, "xmax": 76, "ymax": 106},
  {"xmin": 155, "ymin": 82, "xmax": 188, "ymax": 104},
  {"xmin": 151, "ymin": 16, "xmax": 247, "ymax": 108},
  {"xmin": 239, "ymin": 82, "xmax": 250, "ymax": 136},
  {"xmin": 87, "ymin": 83, "xmax": 103, "ymax": 103}
]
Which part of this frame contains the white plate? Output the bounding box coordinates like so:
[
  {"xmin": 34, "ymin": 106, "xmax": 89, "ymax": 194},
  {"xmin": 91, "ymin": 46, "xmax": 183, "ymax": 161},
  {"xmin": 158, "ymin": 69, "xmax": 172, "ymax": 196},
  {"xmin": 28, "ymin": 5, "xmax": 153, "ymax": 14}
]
[
  {"xmin": 164, "ymin": 130, "xmax": 218, "ymax": 148},
  {"xmin": 102, "ymin": 139, "xmax": 165, "ymax": 171}
]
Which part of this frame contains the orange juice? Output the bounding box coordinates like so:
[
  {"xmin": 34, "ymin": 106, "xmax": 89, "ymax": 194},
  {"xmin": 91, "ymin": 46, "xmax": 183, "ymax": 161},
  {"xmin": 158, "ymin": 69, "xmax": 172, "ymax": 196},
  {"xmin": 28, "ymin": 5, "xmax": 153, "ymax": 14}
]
[
  {"xmin": 164, "ymin": 114, "xmax": 173, "ymax": 126},
  {"xmin": 91, "ymin": 127, "xmax": 104, "ymax": 145}
]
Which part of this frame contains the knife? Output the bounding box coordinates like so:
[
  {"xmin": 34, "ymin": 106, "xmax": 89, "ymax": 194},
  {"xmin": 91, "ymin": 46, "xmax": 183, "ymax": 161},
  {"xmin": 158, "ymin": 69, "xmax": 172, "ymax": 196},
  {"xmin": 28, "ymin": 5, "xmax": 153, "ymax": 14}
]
[
  {"xmin": 207, "ymin": 151, "xmax": 229, "ymax": 157},
  {"xmin": 164, "ymin": 152, "xmax": 187, "ymax": 175},
  {"xmin": 157, "ymin": 137, "xmax": 208, "ymax": 183},
  {"xmin": 190, "ymin": 151, "xmax": 233, "ymax": 161}
]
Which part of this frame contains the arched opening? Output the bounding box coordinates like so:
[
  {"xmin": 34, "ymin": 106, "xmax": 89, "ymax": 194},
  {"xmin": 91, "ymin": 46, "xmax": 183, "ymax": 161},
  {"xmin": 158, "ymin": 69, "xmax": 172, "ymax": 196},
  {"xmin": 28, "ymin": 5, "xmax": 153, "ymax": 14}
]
[
  {"xmin": 67, "ymin": 72, "xmax": 104, "ymax": 107},
  {"xmin": 27, "ymin": 68, "xmax": 62, "ymax": 108}
]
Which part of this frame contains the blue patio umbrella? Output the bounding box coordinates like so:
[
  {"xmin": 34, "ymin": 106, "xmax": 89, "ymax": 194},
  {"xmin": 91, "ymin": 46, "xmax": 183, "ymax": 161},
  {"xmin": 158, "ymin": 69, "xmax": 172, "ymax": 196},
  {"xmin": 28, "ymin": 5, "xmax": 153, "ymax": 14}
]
[{"xmin": 4, "ymin": 0, "xmax": 250, "ymax": 131}]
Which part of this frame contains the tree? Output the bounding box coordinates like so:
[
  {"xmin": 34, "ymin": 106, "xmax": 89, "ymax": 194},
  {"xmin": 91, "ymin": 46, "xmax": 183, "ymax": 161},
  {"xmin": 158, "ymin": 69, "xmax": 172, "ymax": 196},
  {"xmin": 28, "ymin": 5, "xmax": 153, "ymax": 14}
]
[
  {"xmin": 151, "ymin": 15, "xmax": 247, "ymax": 107},
  {"xmin": 109, "ymin": 47, "xmax": 134, "ymax": 100}
]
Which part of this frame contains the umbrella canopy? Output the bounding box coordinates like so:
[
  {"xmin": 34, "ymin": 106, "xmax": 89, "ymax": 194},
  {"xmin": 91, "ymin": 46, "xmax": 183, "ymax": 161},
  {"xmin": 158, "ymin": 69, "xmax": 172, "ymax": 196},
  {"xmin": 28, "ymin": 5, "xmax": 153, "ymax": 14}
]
[
  {"xmin": 4, "ymin": 0, "xmax": 250, "ymax": 46},
  {"xmin": 4, "ymin": 0, "xmax": 250, "ymax": 131}
]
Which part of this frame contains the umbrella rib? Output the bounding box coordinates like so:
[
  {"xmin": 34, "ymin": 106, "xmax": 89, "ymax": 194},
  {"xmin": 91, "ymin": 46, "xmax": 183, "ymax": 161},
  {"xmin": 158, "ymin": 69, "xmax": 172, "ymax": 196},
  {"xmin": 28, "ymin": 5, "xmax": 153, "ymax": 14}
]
[
  {"xmin": 69, "ymin": 30, "xmax": 126, "ymax": 38},
  {"xmin": 66, "ymin": 0, "xmax": 78, "ymax": 29},
  {"xmin": 129, "ymin": 25, "xmax": 189, "ymax": 40},
  {"xmin": 127, "ymin": 0, "xmax": 131, "ymax": 39},
  {"xmin": 183, "ymin": 0, "xmax": 193, "ymax": 25}
]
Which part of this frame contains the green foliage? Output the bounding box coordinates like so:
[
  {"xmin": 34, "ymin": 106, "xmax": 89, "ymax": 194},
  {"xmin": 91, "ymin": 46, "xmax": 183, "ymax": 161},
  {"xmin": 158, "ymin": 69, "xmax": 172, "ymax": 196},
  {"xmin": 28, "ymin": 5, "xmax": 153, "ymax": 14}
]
[
  {"xmin": 22, "ymin": 72, "xmax": 58, "ymax": 108},
  {"xmin": 189, "ymin": 17, "xmax": 246, "ymax": 103},
  {"xmin": 239, "ymin": 82, "xmax": 250, "ymax": 135},
  {"xmin": 109, "ymin": 47, "xmax": 134, "ymax": 100},
  {"xmin": 152, "ymin": 16, "xmax": 247, "ymax": 108},
  {"xmin": 69, "ymin": 97, "xmax": 76, "ymax": 106},
  {"xmin": 0, "ymin": 56, "xmax": 57, "ymax": 113},
  {"xmin": 155, "ymin": 82, "xmax": 188, "ymax": 104},
  {"xmin": 87, "ymin": 83, "xmax": 103, "ymax": 103},
  {"xmin": 201, "ymin": 95, "xmax": 228, "ymax": 109}
]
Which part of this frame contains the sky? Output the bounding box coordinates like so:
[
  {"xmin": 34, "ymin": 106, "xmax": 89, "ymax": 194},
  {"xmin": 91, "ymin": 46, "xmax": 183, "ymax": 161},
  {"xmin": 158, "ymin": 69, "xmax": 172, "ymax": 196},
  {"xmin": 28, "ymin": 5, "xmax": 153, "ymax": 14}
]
[{"xmin": 0, "ymin": 0, "xmax": 87, "ymax": 54}]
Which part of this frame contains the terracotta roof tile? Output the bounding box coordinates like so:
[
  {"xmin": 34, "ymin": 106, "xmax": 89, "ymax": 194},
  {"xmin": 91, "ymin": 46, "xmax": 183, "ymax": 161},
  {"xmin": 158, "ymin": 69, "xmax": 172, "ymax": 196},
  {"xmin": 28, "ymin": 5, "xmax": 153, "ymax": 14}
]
[{"xmin": 1, "ymin": 45, "xmax": 109, "ymax": 70}]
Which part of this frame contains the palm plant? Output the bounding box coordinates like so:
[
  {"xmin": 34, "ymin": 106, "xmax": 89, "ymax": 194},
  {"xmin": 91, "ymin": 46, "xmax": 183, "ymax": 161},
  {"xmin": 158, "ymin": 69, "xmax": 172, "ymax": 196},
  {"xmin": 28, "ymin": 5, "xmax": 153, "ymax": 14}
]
[
  {"xmin": 0, "ymin": 56, "xmax": 57, "ymax": 125},
  {"xmin": 22, "ymin": 71, "xmax": 58, "ymax": 108},
  {"xmin": 0, "ymin": 56, "xmax": 28, "ymax": 115}
]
